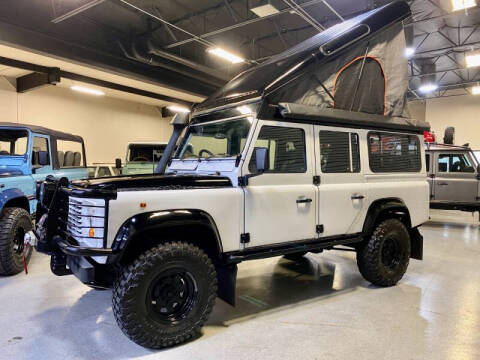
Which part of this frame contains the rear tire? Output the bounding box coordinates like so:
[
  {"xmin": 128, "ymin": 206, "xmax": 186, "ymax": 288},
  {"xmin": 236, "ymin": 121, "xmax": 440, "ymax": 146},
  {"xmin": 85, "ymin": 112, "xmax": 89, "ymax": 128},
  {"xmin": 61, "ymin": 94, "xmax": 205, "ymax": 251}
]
[
  {"xmin": 0, "ymin": 207, "xmax": 33, "ymax": 275},
  {"xmin": 356, "ymin": 219, "xmax": 410, "ymax": 287},
  {"xmin": 112, "ymin": 242, "xmax": 217, "ymax": 349}
]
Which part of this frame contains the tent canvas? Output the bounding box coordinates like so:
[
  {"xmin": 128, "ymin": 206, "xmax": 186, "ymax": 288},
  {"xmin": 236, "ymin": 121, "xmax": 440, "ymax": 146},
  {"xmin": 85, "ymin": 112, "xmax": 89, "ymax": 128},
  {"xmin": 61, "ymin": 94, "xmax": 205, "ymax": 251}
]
[{"xmin": 196, "ymin": 1, "xmax": 412, "ymax": 119}]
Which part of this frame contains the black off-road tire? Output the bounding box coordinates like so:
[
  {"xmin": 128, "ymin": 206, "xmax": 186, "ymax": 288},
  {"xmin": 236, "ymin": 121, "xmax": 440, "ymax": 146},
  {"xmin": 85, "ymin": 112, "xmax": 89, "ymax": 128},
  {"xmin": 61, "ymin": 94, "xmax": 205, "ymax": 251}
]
[
  {"xmin": 356, "ymin": 219, "xmax": 410, "ymax": 287},
  {"xmin": 0, "ymin": 207, "xmax": 33, "ymax": 276},
  {"xmin": 112, "ymin": 242, "xmax": 217, "ymax": 349}
]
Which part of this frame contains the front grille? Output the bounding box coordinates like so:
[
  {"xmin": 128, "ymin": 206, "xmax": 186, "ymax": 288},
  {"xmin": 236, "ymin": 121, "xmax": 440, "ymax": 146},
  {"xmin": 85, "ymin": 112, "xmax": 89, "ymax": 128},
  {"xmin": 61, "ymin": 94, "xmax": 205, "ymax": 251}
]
[{"xmin": 67, "ymin": 196, "xmax": 106, "ymax": 248}]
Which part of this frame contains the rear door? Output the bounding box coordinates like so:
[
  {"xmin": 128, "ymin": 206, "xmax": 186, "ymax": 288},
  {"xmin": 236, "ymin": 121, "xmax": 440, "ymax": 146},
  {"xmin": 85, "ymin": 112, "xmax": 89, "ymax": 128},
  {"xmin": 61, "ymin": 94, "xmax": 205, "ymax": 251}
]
[
  {"xmin": 315, "ymin": 126, "xmax": 367, "ymax": 237},
  {"xmin": 433, "ymin": 151, "xmax": 477, "ymax": 202}
]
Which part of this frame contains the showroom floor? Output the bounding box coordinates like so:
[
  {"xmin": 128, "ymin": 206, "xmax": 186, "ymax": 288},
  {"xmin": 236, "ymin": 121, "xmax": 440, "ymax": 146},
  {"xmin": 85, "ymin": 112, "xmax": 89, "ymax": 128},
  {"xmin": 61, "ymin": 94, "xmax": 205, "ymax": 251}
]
[{"xmin": 1, "ymin": 209, "xmax": 479, "ymax": 360}]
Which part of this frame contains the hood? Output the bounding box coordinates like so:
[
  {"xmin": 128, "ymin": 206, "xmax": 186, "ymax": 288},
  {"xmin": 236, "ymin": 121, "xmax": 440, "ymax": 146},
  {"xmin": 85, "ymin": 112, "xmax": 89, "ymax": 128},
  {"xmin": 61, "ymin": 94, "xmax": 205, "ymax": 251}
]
[{"xmin": 68, "ymin": 174, "xmax": 232, "ymax": 198}]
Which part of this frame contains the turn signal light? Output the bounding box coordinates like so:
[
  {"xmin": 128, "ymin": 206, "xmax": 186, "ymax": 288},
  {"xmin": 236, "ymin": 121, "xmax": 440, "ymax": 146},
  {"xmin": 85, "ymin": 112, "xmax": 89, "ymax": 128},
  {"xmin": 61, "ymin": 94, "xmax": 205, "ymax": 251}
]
[{"xmin": 89, "ymin": 228, "xmax": 95, "ymax": 238}]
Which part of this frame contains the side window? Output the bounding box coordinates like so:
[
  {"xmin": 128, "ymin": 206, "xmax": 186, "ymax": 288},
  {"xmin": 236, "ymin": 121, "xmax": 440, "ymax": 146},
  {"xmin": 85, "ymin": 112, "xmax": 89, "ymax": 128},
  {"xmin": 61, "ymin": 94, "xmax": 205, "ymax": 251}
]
[
  {"xmin": 438, "ymin": 154, "xmax": 474, "ymax": 173},
  {"xmin": 249, "ymin": 126, "xmax": 306, "ymax": 173},
  {"xmin": 32, "ymin": 137, "xmax": 50, "ymax": 166},
  {"xmin": 425, "ymin": 154, "xmax": 430, "ymax": 172},
  {"xmin": 368, "ymin": 132, "xmax": 421, "ymax": 172},
  {"xmin": 319, "ymin": 130, "xmax": 360, "ymax": 173},
  {"xmin": 57, "ymin": 140, "xmax": 84, "ymax": 168}
]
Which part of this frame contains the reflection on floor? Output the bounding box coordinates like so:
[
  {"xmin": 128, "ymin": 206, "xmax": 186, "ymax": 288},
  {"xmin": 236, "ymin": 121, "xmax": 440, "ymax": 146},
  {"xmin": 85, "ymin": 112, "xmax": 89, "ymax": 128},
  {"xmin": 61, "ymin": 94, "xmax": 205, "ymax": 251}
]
[{"xmin": 1, "ymin": 209, "xmax": 479, "ymax": 360}]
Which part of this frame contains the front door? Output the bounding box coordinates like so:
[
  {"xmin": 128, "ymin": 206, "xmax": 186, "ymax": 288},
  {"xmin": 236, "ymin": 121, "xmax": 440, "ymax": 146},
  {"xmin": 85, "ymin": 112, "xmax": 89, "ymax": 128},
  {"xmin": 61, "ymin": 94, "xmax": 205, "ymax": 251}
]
[
  {"xmin": 242, "ymin": 120, "xmax": 317, "ymax": 247},
  {"xmin": 433, "ymin": 152, "xmax": 478, "ymax": 202},
  {"xmin": 315, "ymin": 126, "xmax": 367, "ymax": 237}
]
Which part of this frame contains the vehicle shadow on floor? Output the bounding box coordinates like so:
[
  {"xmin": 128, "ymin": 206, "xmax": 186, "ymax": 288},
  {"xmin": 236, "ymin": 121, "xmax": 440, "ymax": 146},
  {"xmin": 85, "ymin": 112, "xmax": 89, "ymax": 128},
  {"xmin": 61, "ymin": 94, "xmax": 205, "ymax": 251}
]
[{"xmin": 207, "ymin": 254, "xmax": 366, "ymax": 327}]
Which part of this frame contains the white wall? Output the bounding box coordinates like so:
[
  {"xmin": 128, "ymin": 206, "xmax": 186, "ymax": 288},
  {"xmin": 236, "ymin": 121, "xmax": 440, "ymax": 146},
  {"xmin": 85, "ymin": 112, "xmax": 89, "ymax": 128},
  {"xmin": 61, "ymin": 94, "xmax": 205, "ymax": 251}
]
[
  {"xmin": 424, "ymin": 94, "xmax": 480, "ymax": 149},
  {"xmin": 0, "ymin": 78, "xmax": 172, "ymax": 163}
]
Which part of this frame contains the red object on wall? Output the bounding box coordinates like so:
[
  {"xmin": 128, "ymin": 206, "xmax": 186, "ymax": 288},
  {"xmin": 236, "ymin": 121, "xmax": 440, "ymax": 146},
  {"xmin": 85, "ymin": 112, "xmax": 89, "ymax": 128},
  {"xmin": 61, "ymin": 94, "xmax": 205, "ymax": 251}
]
[{"xmin": 423, "ymin": 131, "xmax": 435, "ymax": 143}]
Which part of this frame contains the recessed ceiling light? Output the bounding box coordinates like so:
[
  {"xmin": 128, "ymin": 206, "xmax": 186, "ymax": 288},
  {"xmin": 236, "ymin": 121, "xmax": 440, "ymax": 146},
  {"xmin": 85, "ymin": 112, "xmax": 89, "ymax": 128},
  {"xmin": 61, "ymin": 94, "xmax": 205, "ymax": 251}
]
[
  {"xmin": 250, "ymin": 4, "xmax": 280, "ymax": 17},
  {"xmin": 70, "ymin": 85, "xmax": 105, "ymax": 96},
  {"xmin": 405, "ymin": 47, "xmax": 415, "ymax": 58},
  {"xmin": 419, "ymin": 83, "xmax": 438, "ymax": 93},
  {"xmin": 207, "ymin": 47, "xmax": 245, "ymax": 64},
  {"xmin": 451, "ymin": 0, "xmax": 476, "ymax": 11},
  {"xmin": 167, "ymin": 105, "xmax": 190, "ymax": 113},
  {"xmin": 471, "ymin": 85, "xmax": 480, "ymax": 95},
  {"xmin": 466, "ymin": 50, "xmax": 480, "ymax": 67}
]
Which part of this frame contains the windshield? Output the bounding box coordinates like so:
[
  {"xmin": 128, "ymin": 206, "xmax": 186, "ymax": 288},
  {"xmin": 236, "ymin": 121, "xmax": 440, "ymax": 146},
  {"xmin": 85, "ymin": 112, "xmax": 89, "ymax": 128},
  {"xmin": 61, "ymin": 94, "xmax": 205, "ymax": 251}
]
[
  {"xmin": 177, "ymin": 118, "xmax": 252, "ymax": 159},
  {"xmin": 127, "ymin": 144, "xmax": 167, "ymax": 163},
  {"xmin": 0, "ymin": 129, "xmax": 28, "ymax": 156}
]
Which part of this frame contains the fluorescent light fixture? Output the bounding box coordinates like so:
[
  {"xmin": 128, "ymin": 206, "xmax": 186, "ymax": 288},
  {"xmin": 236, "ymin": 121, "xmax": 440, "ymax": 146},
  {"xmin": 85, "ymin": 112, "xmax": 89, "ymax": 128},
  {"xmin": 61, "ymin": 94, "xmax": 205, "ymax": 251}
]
[
  {"xmin": 451, "ymin": 0, "xmax": 476, "ymax": 11},
  {"xmin": 236, "ymin": 105, "xmax": 251, "ymax": 115},
  {"xmin": 471, "ymin": 85, "xmax": 480, "ymax": 95},
  {"xmin": 70, "ymin": 85, "xmax": 104, "ymax": 96},
  {"xmin": 250, "ymin": 4, "xmax": 280, "ymax": 17},
  {"xmin": 419, "ymin": 83, "xmax": 438, "ymax": 93},
  {"xmin": 466, "ymin": 51, "xmax": 480, "ymax": 68},
  {"xmin": 405, "ymin": 47, "xmax": 415, "ymax": 58},
  {"xmin": 167, "ymin": 105, "xmax": 190, "ymax": 113},
  {"xmin": 207, "ymin": 47, "xmax": 244, "ymax": 64}
]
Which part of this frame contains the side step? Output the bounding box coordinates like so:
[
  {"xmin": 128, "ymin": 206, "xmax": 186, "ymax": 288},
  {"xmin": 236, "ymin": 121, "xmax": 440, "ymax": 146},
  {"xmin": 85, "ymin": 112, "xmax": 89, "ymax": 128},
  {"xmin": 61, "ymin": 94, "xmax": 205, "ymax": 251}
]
[{"xmin": 226, "ymin": 234, "xmax": 363, "ymax": 263}]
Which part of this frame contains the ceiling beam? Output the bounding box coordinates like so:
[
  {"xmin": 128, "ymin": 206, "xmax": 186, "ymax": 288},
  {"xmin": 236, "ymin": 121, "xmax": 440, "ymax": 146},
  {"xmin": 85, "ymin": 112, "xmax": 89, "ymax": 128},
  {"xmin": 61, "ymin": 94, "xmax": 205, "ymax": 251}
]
[{"xmin": 51, "ymin": 0, "xmax": 106, "ymax": 24}]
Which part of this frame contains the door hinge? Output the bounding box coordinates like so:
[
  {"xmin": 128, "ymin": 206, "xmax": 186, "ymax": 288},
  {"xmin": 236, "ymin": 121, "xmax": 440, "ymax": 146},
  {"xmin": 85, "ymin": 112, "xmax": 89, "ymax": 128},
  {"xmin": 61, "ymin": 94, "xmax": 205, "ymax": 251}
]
[
  {"xmin": 240, "ymin": 233, "xmax": 250, "ymax": 244},
  {"xmin": 316, "ymin": 225, "xmax": 324, "ymax": 233},
  {"xmin": 313, "ymin": 175, "xmax": 320, "ymax": 185}
]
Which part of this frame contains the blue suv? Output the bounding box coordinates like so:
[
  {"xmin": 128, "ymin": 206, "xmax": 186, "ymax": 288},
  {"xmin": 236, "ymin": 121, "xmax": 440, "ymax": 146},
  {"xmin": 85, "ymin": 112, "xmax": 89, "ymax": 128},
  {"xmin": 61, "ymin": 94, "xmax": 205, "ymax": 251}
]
[{"xmin": 0, "ymin": 122, "xmax": 88, "ymax": 275}]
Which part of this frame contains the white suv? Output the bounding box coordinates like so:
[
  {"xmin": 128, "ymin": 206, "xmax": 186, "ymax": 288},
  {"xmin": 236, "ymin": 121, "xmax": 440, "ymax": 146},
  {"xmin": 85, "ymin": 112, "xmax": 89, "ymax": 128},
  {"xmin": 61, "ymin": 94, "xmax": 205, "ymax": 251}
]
[{"xmin": 31, "ymin": 1, "xmax": 428, "ymax": 349}]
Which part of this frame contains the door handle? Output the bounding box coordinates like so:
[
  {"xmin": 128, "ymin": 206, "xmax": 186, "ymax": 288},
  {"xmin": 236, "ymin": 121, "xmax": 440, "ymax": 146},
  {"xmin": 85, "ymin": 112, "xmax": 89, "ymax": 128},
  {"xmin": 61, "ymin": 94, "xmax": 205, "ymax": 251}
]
[
  {"xmin": 296, "ymin": 198, "xmax": 313, "ymax": 204},
  {"xmin": 438, "ymin": 182, "xmax": 448, "ymax": 186},
  {"xmin": 351, "ymin": 195, "xmax": 365, "ymax": 200}
]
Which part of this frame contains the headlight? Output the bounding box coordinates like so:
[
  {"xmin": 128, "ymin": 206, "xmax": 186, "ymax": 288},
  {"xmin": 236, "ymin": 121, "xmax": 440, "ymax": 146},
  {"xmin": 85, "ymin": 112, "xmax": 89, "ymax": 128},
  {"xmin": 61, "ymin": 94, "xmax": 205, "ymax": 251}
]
[{"xmin": 68, "ymin": 197, "xmax": 106, "ymax": 248}]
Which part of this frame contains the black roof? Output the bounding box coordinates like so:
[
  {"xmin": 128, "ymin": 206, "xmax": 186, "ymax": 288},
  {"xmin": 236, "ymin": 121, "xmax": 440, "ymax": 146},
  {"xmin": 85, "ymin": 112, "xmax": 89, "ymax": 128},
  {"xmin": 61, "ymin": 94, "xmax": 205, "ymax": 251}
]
[
  {"xmin": 196, "ymin": 0, "xmax": 410, "ymax": 112},
  {"xmin": 0, "ymin": 122, "xmax": 84, "ymax": 142}
]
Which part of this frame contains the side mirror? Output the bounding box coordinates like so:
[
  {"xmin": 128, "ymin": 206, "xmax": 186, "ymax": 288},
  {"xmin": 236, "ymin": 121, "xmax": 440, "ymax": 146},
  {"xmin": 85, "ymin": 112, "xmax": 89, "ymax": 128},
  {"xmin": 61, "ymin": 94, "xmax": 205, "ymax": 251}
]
[
  {"xmin": 476, "ymin": 164, "xmax": 480, "ymax": 179},
  {"xmin": 37, "ymin": 151, "xmax": 49, "ymax": 166},
  {"xmin": 115, "ymin": 158, "xmax": 122, "ymax": 169},
  {"xmin": 254, "ymin": 147, "xmax": 268, "ymax": 174}
]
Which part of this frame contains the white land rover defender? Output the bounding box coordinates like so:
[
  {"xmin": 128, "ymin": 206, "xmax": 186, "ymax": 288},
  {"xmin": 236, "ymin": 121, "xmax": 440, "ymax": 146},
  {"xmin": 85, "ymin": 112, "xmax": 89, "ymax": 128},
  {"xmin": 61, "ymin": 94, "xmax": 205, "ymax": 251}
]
[{"xmin": 31, "ymin": 1, "xmax": 429, "ymax": 349}]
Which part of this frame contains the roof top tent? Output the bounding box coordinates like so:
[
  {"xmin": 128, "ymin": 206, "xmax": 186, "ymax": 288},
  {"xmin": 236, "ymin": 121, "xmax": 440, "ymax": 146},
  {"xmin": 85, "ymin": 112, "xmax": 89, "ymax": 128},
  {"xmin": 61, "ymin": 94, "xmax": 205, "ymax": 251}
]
[{"xmin": 192, "ymin": 0, "xmax": 429, "ymax": 134}]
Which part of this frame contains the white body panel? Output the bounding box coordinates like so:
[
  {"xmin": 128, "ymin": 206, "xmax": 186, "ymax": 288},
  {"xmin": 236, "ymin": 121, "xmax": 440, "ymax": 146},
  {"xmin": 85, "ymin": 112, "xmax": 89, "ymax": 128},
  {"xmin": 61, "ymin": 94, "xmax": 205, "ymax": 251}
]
[
  {"xmin": 106, "ymin": 188, "xmax": 244, "ymax": 252},
  {"xmin": 241, "ymin": 120, "xmax": 317, "ymax": 247}
]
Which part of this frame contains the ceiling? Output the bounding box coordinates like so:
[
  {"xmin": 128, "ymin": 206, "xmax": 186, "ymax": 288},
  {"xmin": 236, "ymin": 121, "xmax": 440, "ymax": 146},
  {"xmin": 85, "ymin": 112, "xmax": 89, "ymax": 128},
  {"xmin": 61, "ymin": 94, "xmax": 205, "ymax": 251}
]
[{"xmin": 0, "ymin": 0, "xmax": 478, "ymax": 103}]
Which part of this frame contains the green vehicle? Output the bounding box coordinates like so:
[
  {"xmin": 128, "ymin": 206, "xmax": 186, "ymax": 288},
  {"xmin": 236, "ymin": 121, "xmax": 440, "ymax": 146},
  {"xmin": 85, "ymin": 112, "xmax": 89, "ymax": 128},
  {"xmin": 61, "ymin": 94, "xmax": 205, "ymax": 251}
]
[{"xmin": 117, "ymin": 142, "xmax": 167, "ymax": 175}]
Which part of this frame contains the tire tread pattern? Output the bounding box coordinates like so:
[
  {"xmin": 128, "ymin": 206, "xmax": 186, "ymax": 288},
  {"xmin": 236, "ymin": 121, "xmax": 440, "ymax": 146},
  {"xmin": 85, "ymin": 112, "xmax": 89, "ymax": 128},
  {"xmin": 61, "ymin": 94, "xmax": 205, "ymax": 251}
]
[
  {"xmin": 112, "ymin": 242, "xmax": 217, "ymax": 349},
  {"xmin": 357, "ymin": 218, "xmax": 410, "ymax": 287},
  {"xmin": 0, "ymin": 207, "xmax": 32, "ymax": 275}
]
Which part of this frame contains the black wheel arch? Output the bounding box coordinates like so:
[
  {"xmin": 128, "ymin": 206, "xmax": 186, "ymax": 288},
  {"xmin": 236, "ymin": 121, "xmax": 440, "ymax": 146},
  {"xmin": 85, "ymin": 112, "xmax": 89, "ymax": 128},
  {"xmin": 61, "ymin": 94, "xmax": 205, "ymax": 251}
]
[
  {"xmin": 362, "ymin": 198, "xmax": 423, "ymax": 260},
  {"xmin": 362, "ymin": 198, "xmax": 412, "ymax": 235},
  {"xmin": 110, "ymin": 209, "xmax": 224, "ymax": 266}
]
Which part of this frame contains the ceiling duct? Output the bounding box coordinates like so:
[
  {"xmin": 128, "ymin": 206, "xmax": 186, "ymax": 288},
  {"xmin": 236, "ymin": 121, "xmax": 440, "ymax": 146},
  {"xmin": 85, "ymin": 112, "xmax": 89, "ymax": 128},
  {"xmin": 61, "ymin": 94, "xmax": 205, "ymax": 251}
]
[{"xmin": 117, "ymin": 40, "xmax": 226, "ymax": 88}]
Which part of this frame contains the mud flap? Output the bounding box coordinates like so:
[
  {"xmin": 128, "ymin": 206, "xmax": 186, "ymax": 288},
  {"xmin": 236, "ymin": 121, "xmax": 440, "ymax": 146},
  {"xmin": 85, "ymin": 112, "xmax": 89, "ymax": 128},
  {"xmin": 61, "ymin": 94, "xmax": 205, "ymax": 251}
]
[
  {"xmin": 410, "ymin": 227, "xmax": 423, "ymax": 260},
  {"xmin": 216, "ymin": 264, "xmax": 237, "ymax": 306}
]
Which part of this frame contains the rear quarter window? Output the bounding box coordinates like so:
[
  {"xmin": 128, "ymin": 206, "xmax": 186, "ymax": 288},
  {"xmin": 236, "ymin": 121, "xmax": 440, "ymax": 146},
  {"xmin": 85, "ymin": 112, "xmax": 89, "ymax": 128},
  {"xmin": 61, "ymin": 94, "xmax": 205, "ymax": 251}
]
[{"xmin": 368, "ymin": 132, "xmax": 421, "ymax": 172}]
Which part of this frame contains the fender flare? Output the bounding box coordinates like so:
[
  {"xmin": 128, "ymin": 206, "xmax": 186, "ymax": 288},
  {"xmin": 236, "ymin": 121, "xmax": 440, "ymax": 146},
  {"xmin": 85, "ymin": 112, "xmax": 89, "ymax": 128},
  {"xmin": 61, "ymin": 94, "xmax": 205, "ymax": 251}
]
[
  {"xmin": 362, "ymin": 198, "xmax": 412, "ymax": 235},
  {"xmin": 0, "ymin": 188, "xmax": 31, "ymax": 212},
  {"xmin": 111, "ymin": 208, "xmax": 224, "ymax": 261},
  {"xmin": 362, "ymin": 198, "xmax": 422, "ymax": 260}
]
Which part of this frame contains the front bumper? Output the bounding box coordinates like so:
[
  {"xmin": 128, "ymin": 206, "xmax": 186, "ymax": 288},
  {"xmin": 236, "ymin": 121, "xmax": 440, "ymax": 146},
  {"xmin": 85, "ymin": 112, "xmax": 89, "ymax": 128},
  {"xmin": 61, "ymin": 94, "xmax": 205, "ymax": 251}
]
[{"xmin": 30, "ymin": 219, "xmax": 115, "ymax": 287}]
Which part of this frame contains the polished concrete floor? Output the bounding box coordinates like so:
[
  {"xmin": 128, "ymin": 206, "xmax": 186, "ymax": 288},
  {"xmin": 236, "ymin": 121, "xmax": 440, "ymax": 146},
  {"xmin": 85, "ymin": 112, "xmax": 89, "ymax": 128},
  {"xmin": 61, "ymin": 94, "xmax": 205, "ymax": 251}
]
[{"xmin": 1, "ymin": 209, "xmax": 479, "ymax": 360}]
